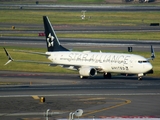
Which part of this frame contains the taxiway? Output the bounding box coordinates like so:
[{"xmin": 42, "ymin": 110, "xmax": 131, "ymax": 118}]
[{"xmin": 0, "ymin": 71, "xmax": 160, "ymax": 120}]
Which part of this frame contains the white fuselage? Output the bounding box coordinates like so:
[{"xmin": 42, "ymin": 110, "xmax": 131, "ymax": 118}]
[{"xmin": 46, "ymin": 51, "xmax": 152, "ymax": 74}]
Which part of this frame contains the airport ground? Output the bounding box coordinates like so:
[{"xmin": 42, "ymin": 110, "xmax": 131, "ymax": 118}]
[
  {"xmin": 0, "ymin": 3, "xmax": 160, "ymax": 120},
  {"xmin": 1, "ymin": 36, "xmax": 160, "ymax": 119},
  {"xmin": 0, "ymin": 71, "xmax": 160, "ymax": 120}
]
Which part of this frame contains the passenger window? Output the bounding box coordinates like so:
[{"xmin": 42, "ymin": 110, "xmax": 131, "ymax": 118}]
[
  {"xmin": 143, "ymin": 61, "xmax": 149, "ymax": 63},
  {"xmin": 138, "ymin": 60, "xmax": 149, "ymax": 63}
]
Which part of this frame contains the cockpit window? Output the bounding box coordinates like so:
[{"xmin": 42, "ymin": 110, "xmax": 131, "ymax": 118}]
[{"xmin": 138, "ymin": 60, "xmax": 149, "ymax": 63}]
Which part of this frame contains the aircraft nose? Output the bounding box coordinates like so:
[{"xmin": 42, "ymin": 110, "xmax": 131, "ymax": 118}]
[
  {"xmin": 145, "ymin": 63, "xmax": 153, "ymax": 74},
  {"xmin": 146, "ymin": 63, "xmax": 153, "ymax": 71}
]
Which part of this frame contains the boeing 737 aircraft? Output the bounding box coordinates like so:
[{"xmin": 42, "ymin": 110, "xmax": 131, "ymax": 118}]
[{"xmin": 4, "ymin": 16, "xmax": 155, "ymax": 80}]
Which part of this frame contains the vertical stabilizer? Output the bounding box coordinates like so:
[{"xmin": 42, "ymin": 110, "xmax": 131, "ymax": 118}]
[{"xmin": 43, "ymin": 16, "xmax": 69, "ymax": 52}]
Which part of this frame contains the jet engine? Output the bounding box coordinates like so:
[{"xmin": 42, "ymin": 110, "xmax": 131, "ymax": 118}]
[{"xmin": 79, "ymin": 67, "xmax": 97, "ymax": 78}]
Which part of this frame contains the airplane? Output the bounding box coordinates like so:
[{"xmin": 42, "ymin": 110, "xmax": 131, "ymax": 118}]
[{"xmin": 4, "ymin": 16, "xmax": 155, "ymax": 80}]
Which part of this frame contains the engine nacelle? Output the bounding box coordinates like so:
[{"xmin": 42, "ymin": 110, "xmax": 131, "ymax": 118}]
[{"xmin": 79, "ymin": 67, "xmax": 97, "ymax": 78}]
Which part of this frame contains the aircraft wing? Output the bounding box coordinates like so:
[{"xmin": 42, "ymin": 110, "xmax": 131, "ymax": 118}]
[
  {"xmin": 4, "ymin": 48, "xmax": 103, "ymax": 72},
  {"xmin": 3, "ymin": 48, "xmax": 51, "ymax": 65},
  {"xmin": 13, "ymin": 49, "xmax": 50, "ymax": 56}
]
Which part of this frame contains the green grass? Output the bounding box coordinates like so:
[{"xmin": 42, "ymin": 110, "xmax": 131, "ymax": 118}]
[
  {"xmin": 58, "ymin": 32, "xmax": 160, "ymax": 40},
  {"xmin": 1, "ymin": 32, "xmax": 160, "ymax": 40},
  {"xmin": 0, "ymin": 10, "xmax": 160, "ymax": 26}
]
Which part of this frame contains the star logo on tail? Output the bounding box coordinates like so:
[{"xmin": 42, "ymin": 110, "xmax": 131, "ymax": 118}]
[{"xmin": 47, "ymin": 33, "xmax": 54, "ymax": 47}]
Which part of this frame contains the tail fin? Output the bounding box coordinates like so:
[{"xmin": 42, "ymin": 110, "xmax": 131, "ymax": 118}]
[{"xmin": 43, "ymin": 16, "xmax": 69, "ymax": 52}]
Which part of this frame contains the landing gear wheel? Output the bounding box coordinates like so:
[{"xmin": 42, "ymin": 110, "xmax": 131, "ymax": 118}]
[
  {"xmin": 80, "ymin": 75, "xmax": 88, "ymax": 79},
  {"xmin": 138, "ymin": 77, "xmax": 142, "ymax": 81},
  {"xmin": 103, "ymin": 73, "xmax": 111, "ymax": 79},
  {"xmin": 80, "ymin": 75, "xmax": 83, "ymax": 79}
]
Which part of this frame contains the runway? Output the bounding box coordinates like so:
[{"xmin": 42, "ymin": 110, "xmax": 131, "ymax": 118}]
[{"xmin": 0, "ymin": 71, "xmax": 160, "ymax": 120}]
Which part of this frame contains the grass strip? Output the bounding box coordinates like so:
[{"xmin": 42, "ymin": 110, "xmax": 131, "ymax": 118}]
[
  {"xmin": 1, "ymin": 32, "xmax": 160, "ymax": 40},
  {"xmin": 0, "ymin": 10, "xmax": 160, "ymax": 26}
]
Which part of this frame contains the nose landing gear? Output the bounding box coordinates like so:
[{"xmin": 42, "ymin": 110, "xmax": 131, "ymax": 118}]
[
  {"xmin": 138, "ymin": 73, "xmax": 144, "ymax": 81},
  {"xmin": 138, "ymin": 76, "xmax": 142, "ymax": 81}
]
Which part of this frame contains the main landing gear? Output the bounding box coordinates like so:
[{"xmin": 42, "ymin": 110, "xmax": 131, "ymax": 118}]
[
  {"xmin": 80, "ymin": 75, "xmax": 88, "ymax": 79},
  {"xmin": 103, "ymin": 72, "xmax": 111, "ymax": 79},
  {"xmin": 138, "ymin": 77, "xmax": 142, "ymax": 81}
]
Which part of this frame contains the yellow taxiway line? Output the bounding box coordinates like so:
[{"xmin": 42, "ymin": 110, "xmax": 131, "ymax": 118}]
[{"xmin": 83, "ymin": 98, "xmax": 131, "ymax": 117}]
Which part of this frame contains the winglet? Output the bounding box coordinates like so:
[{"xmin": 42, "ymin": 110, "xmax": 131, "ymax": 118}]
[
  {"xmin": 3, "ymin": 48, "xmax": 13, "ymax": 65},
  {"xmin": 151, "ymin": 45, "xmax": 155, "ymax": 60}
]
